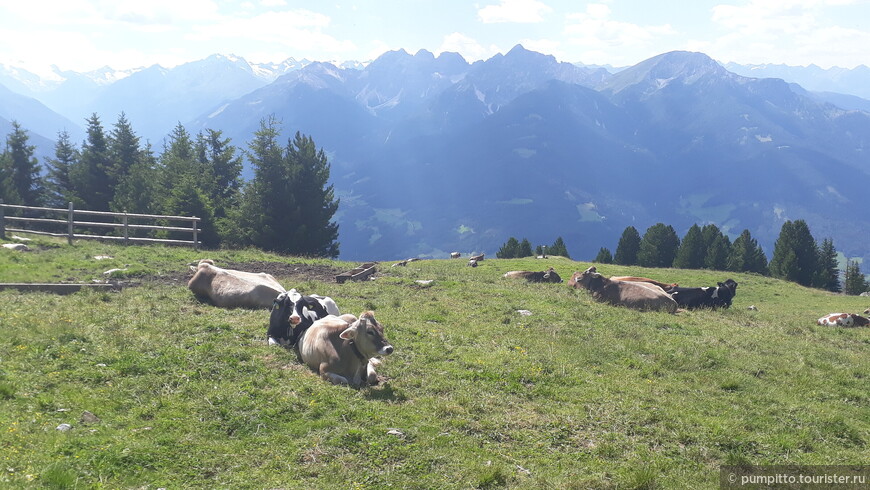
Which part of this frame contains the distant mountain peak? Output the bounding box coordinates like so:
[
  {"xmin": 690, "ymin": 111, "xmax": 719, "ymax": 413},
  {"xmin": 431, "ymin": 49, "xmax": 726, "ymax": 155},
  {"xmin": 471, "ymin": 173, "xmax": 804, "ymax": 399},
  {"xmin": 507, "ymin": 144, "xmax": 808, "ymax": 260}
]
[{"xmin": 598, "ymin": 50, "xmax": 729, "ymax": 94}]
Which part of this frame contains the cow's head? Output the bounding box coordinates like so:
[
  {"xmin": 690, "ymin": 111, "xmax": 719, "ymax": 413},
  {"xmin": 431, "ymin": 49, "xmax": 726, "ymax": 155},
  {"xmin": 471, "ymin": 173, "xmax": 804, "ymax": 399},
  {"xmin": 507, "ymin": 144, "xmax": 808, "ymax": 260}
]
[
  {"xmin": 717, "ymin": 279, "xmax": 738, "ymax": 297},
  {"xmin": 340, "ymin": 311, "xmax": 394, "ymax": 358},
  {"xmin": 568, "ymin": 266, "xmax": 603, "ymax": 290},
  {"xmin": 543, "ymin": 267, "xmax": 563, "ymax": 283}
]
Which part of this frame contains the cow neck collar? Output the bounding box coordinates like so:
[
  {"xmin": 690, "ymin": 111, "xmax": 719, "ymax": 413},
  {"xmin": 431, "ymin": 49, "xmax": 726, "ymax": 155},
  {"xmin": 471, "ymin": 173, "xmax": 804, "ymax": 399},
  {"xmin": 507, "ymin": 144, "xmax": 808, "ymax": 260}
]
[{"xmin": 349, "ymin": 340, "xmax": 368, "ymax": 362}]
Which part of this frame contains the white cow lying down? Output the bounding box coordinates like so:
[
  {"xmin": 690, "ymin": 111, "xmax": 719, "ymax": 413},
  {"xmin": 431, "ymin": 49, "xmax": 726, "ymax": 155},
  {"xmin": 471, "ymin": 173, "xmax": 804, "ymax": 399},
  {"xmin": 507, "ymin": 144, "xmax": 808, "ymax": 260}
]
[{"xmin": 187, "ymin": 259, "xmax": 285, "ymax": 309}]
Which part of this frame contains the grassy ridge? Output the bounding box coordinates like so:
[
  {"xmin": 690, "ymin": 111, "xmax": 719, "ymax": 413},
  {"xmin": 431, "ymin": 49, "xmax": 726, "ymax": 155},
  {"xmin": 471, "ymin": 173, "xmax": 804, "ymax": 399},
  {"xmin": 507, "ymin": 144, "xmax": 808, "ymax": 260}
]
[{"xmin": 1, "ymin": 236, "xmax": 868, "ymax": 489}]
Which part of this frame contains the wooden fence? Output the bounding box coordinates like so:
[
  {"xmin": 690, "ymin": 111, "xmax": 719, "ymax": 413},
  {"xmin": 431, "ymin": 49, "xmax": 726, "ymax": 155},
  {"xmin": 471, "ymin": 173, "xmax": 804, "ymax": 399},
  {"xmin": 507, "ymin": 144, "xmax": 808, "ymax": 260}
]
[{"xmin": 0, "ymin": 201, "xmax": 201, "ymax": 249}]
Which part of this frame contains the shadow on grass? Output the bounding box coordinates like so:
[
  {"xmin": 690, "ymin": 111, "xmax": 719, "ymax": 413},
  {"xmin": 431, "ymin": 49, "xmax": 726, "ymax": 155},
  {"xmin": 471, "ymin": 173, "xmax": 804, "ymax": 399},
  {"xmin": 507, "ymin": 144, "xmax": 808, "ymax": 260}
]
[{"xmin": 364, "ymin": 382, "xmax": 408, "ymax": 403}]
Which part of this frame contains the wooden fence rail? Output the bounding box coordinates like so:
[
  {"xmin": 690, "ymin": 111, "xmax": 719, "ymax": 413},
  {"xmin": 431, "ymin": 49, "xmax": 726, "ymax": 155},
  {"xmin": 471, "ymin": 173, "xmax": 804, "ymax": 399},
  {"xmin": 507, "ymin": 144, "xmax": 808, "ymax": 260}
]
[{"xmin": 0, "ymin": 201, "xmax": 201, "ymax": 249}]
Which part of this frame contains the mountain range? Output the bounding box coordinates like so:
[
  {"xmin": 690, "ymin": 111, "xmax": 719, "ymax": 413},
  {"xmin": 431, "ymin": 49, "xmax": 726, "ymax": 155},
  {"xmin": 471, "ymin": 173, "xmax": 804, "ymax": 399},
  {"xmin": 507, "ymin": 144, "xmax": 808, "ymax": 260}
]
[{"xmin": 1, "ymin": 47, "xmax": 869, "ymax": 263}]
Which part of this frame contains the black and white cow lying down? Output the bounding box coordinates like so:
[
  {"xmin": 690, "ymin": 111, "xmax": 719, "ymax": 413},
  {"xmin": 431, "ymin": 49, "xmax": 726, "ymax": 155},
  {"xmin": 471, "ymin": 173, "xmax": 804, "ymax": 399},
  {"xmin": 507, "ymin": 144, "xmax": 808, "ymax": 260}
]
[
  {"xmin": 267, "ymin": 289, "xmax": 340, "ymax": 346},
  {"xmin": 669, "ymin": 279, "xmax": 738, "ymax": 309}
]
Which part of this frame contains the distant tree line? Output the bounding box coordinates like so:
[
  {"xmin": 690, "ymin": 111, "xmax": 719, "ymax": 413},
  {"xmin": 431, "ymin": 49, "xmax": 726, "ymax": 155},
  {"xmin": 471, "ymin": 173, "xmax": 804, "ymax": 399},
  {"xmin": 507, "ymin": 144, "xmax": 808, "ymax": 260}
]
[
  {"xmin": 595, "ymin": 221, "xmax": 868, "ymax": 295},
  {"xmin": 497, "ymin": 236, "xmax": 570, "ymax": 259},
  {"xmin": 0, "ymin": 115, "xmax": 340, "ymax": 257}
]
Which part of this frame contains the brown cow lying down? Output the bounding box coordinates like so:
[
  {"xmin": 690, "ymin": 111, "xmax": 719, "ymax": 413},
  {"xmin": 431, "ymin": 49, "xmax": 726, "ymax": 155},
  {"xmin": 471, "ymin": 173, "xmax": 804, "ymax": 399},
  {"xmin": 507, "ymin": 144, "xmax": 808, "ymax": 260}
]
[
  {"xmin": 503, "ymin": 267, "xmax": 563, "ymax": 283},
  {"xmin": 298, "ymin": 311, "xmax": 394, "ymax": 387},
  {"xmin": 817, "ymin": 313, "xmax": 870, "ymax": 327},
  {"xmin": 568, "ymin": 266, "xmax": 677, "ymax": 313},
  {"xmin": 609, "ymin": 276, "xmax": 677, "ymax": 292},
  {"xmin": 187, "ymin": 259, "xmax": 285, "ymax": 309}
]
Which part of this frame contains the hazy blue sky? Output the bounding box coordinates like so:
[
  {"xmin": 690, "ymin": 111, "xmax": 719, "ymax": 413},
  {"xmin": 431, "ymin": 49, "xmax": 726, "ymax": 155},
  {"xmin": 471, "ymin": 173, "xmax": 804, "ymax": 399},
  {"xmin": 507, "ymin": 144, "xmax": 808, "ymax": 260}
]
[{"xmin": 2, "ymin": 0, "xmax": 868, "ymax": 75}]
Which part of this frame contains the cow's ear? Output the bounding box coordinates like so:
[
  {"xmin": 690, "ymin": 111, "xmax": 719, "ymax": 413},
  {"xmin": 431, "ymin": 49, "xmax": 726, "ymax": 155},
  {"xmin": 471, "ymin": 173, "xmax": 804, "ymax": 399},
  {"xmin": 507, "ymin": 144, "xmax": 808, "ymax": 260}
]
[
  {"xmin": 339, "ymin": 327, "xmax": 357, "ymax": 340},
  {"xmin": 189, "ymin": 265, "xmax": 197, "ymax": 273}
]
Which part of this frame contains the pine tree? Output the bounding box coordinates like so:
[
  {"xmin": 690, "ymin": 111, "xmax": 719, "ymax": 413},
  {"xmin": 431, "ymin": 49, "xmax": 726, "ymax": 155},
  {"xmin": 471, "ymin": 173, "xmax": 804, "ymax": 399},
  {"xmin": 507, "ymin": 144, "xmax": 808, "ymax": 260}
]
[
  {"xmin": 235, "ymin": 117, "xmax": 286, "ymax": 250},
  {"xmin": 614, "ymin": 226, "xmax": 641, "ymax": 265},
  {"xmin": 727, "ymin": 229, "xmax": 768, "ymax": 274},
  {"xmin": 2, "ymin": 121, "xmax": 43, "ymax": 206},
  {"xmin": 594, "ymin": 247, "xmax": 613, "ymax": 264},
  {"xmin": 518, "ymin": 238, "xmax": 533, "ymax": 258},
  {"xmin": 497, "ymin": 237, "xmax": 521, "ymax": 258},
  {"xmin": 637, "ymin": 223, "xmax": 680, "ymax": 268},
  {"xmin": 673, "ymin": 224, "xmax": 704, "ymax": 269},
  {"xmin": 111, "ymin": 143, "xmax": 157, "ymax": 216},
  {"xmin": 109, "ymin": 113, "xmax": 140, "ymax": 186},
  {"xmin": 71, "ymin": 114, "xmax": 113, "ymax": 211},
  {"xmin": 196, "ymin": 129, "xmax": 242, "ymax": 220},
  {"xmin": 44, "ymin": 130, "xmax": 78, "ymax": 208},
  {"xmin": 549, "ymin": 236, "xmax": 570, "ymax": 258},
  {"xmin": 814, "ymin": 238, "xmax": 840, "ymax": 292},
  {"xmin": 843, "ymin": 260, "xmax": 869, "ymax": 295},
  {"xmin": 705, "ymin": 234, "xmax": 731, "ymax": 271},
  {"xmin": 282, "ymin": 131, "xmax": 340, "ymax": 257},
  {"xmin": 769, "ymin": 220, "xmax": 819, "ymax": 287}
]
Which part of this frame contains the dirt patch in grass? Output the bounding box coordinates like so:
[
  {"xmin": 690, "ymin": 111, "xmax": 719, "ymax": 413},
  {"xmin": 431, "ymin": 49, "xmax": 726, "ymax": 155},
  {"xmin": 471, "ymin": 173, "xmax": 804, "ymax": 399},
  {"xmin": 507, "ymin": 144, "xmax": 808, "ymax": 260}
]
[{"xmin": 140, "ymin": 260, "xmax": 345, "ymax": 286}]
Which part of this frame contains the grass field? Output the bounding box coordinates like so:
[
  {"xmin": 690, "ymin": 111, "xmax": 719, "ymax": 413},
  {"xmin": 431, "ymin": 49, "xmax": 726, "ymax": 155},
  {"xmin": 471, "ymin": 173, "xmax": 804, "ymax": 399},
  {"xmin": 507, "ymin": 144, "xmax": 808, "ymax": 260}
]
[{"xmin": 1, "ymin": 235, "xmax": 868, "ymax": 489}]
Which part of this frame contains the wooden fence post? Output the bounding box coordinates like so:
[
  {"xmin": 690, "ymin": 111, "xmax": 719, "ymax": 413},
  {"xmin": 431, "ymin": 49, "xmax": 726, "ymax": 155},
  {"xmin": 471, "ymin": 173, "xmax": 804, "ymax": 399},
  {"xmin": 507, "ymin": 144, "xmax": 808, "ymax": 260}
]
[
  {"xmin": 0, "ymin": 199, "xmax": 5, "ymax": 240},
  {"xmin": 123, "ymin": 211, "xmax": 129, "ymax": 246},
  {"xmin": 192, "ymin": 217, "xmax": 199, "ymax": 250},
  {"xmin": 67, "ymin": 202, "xmax": 74, "ymax": 245}
]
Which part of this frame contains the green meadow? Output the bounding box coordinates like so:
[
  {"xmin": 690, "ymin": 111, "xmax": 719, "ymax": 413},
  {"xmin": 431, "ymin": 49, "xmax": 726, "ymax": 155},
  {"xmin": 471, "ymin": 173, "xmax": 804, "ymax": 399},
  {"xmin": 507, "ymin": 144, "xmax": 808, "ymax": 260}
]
[{"xmin": 1, "ymin": 235, "xmax": 868, "ymax": 489}]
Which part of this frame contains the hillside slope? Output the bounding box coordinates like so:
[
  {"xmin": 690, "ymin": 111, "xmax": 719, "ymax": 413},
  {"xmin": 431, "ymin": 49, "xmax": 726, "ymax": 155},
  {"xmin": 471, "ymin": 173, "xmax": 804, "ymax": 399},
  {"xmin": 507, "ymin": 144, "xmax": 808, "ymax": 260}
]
[{"xmin": 1, "ymin": 238, "xmax": 868, "ymax": 488}]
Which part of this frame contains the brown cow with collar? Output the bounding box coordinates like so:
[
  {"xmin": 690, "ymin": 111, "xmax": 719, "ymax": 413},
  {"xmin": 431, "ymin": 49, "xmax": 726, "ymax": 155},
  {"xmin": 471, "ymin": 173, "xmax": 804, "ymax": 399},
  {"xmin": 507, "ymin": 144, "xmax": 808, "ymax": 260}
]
[
  {"xmin": 298, "ymin": 311, "xmax": 394, "ymax": 387},
  {"xmin": 568, "ymin": 266, "xmax": 677, "ymax": 313}
]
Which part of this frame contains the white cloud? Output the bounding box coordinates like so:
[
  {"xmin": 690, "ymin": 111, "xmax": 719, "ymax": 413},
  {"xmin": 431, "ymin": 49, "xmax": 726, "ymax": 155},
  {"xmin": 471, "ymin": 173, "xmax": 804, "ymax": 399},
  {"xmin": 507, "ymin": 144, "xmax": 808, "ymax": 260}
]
[
  {"xmin": 438, "ymin": 33, "xmax": 501, "ymax": 61},
  {"xmin": 478, "ymin": 0, "xmax": 553, "ymax": 23},
  {"xmin": 562, "ymin": 4, "xmax": 675, "ymax": 63},
  {"xmin": 188, "ymin": 10, "xmax": 354, "ymax": 54},
  {"xmin": 707, "ymin": 0, "xmax": 870, "ymax": 67}
]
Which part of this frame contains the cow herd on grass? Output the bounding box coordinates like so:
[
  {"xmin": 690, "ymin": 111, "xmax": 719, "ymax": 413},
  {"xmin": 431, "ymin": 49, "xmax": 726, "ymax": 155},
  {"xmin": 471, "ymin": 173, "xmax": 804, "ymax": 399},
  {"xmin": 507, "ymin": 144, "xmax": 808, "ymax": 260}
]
[{"xmin": 186, "ymin": 258, "xmax": 869, "ymax": 387}]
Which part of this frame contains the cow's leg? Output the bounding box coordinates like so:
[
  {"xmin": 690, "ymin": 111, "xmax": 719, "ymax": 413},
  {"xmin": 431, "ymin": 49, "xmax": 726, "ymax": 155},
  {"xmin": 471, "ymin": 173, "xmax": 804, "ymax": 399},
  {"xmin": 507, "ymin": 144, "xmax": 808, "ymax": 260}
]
[
  {"xmin": 366, "ymin": 359, "xmax": 380, "ymax": 385},
  {"xmin": 319, "ymin": 364, "xmax": 350, "ymax": 385}
]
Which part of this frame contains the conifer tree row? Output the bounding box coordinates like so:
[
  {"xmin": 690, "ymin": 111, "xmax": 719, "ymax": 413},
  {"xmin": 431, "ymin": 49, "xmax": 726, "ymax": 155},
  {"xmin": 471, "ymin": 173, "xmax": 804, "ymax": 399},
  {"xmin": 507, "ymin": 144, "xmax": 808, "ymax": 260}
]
[
  {"xmin": 604, "ymin": 220, "xmax": 863, "ymax": 294},
  {"xmin": 0, "ymin": 115, "xmax": 340, "ymax": 258}
]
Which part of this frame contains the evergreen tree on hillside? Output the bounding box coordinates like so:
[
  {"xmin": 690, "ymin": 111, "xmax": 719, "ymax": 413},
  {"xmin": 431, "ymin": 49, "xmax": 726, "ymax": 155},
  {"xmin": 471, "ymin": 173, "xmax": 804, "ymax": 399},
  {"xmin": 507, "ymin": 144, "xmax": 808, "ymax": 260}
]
[
  {"xmin": 614, "ymin": 226, "xmax": 641, "ymax": 265},
  {"xmin": 497, "ymin": 237, "xmax": 521, "ymax": 259},
  {"xmin": 705, "ymin": 234, "xmax": 731, "ymax": 271},
  {"xmin": 158, "ymin": 124, "xmax": 197, "ymax": 193},
  {"xmin": 44, "ymin": 130, "xmax": 79, "ymax": 208},
  {"xmin": 234, "ymin": 118, "xmax": 339, "ymax": 257},
  {"xmin": 549, "ymin": 236, "xmax": 570, "ymax": 258},
  {"xmin": 70, "ymin": 114, "xmax": 112, "ymax": 210},
  {"xmin": 111, "ymin": 142, "xmax": 157, "ymax": 216},
  {"xmin": 814, "ymin": 238, "xmax": 840, "ymax": 292},
  {"xmin": 698, "ymin": 224, "xmax": 730, "ymax": 270},
  {"xmin": 157, "ymin": 123, "xmax": 221, "ymax": 245},
  {"xmin": 282, "ymin": 131, "xmax": 340, "ymax": 257},
  {"xmin": 637, "ymin": 223, "xmax": 680, "ymax": 268},
  {"xmin": 843, "ymin": 259, "xmax": 869, "ymax": 295},
  {"xmin": 518, "ymin": 238, "xmax": 533, "ymax": 258},
  {"xmin": 109, "ymin": 113, "xmax": 140, "ymax": 187},
  {"xmin": 673, "ymin": 224, "xmax": 704, "ymax": 269},
  {"xmin": 727, "ymin": 229, "xmax": 768, "ymax": 274},
  {"xmin": 194, "ymin": 129, "xmax": 243, "ymax": 243},
  {"xmin": 1, "ymin": 121, "xmax": 43, "ymax": 206},
  {"xmin": 594, "ymin": 247, "xmax": 613, "ymax": 264},
  {"xmin": 769, "ymin": 220, "xmax": 819, "ymax": 287},
  {"xmin": 196, "ymin": 129, "xmax": 242, "ymax": 220}
]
